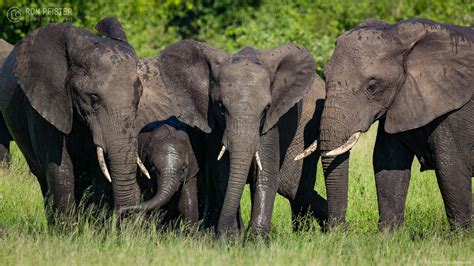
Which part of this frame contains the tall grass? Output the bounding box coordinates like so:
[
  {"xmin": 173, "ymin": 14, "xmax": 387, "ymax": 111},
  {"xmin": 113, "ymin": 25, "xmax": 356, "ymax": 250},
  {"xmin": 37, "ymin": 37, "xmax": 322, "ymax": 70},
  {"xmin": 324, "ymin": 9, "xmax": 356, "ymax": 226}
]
[{"xmin": 0, "ymin": 125, "xmax": 472, "ymax": 265}]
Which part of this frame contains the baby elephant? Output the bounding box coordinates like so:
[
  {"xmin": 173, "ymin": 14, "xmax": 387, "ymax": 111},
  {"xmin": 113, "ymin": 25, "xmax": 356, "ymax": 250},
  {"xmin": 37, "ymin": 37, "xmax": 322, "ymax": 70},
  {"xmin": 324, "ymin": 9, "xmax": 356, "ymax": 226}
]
[{"xmin": 130, "ymin": 118, "xmax": 201, "ymax": 225}]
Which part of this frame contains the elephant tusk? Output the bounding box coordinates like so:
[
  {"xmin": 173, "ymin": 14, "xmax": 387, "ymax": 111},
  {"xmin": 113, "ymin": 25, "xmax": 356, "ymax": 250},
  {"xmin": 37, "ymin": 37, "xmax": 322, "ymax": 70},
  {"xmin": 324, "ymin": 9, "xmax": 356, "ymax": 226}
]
[
  {"xmin": 325, "ymin": 132, "xmax": 361, "ymax": 157},
  {"xmin": 217, "ymin": 145, "xmax": 226, "ymax": 161},
  {"xmin": 137, "ymin": 157, "xmax": 151, "ymax": 179},
  {"xmin": 255, "ymin": 151, "xmax": 263, "ymax": 172},
  {"xmin": 96, "ymin": 146, "xmax": 111, "ymax": 183},
  {"xmin": 294, "ymin": 140, "xmax": 318, "ymax": 161}
]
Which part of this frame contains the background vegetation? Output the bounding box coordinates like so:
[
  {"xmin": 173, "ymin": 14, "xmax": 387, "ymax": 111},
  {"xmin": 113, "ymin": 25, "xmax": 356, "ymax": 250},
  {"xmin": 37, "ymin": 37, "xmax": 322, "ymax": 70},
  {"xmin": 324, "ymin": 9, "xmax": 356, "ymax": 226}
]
[
  {"xmin": 0, "ymin": 0, "xmax": 473, "ymax": 265},
  {"xmin": 1, "ymin": 0, "xmax": 472, "ymax": 75}
]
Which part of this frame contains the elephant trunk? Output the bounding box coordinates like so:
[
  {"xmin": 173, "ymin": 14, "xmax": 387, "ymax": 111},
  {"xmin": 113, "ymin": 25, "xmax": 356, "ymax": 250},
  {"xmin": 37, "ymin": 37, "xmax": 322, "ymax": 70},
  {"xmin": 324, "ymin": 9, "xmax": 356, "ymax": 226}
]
[
  {"xmin": 319, "ymin": 100, "xmax": 353, "ymax": 227},
  {"xmin": 321, "ymin": 154, "xmax": 349, "ymax": 227},
  {"xmin": 107, "ymin": 134, "xmax": 141, "ymax": 208},
  {"xmin": 120, "ymin": 171, "xmax": 181, "ymax": 212},
  {"xmin": 97, "ymin": 107, "xmax": 141, "ymax": 208},
  {"xmin": 217, "ymin": 128, "xmax": 258, "ymax": 235}
]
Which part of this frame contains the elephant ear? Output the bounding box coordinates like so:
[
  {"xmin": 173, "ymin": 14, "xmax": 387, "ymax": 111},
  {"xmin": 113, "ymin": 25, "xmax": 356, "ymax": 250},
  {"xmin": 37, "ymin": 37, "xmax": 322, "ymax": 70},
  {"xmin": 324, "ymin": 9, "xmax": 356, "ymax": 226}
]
[
  {"xmin": 157, "ymin": 40, "xmax": 226, "ymax": 133},
  {"xmin": 385, "ymin": 19, "xmax": 474, "ymax": 133},
  {"xmin": 14, "ymin": 24, "xmax": 73, "ymax": 134},
  {"xmin": 95, "ymin": 16, "xmax": 128, "ymax": 42},
  {"xmin": 258, "ymin": 45, "xmax": 316, "ymax": 133}
]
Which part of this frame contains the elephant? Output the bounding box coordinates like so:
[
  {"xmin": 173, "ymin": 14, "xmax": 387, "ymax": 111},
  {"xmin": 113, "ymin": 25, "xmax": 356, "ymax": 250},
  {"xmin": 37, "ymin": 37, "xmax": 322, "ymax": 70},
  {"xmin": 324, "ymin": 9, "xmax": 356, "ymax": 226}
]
[
  {"xmin": 0, "ymin": 17, "xmax": 154, "ymax": 224},
  {"xmin": 298, "ymin": 18, "xmax": 473, "ymax": 230},
  {"xmin": 0, "ymin": 39, "xmax": 13, "ymax": 167},
  {"xmin": 122, "ymin": 116, "xmax": 202, "ymax": 226},
  {"xmin": 132, "ymin": 40, "xmax": 328, "ymax": 238}
]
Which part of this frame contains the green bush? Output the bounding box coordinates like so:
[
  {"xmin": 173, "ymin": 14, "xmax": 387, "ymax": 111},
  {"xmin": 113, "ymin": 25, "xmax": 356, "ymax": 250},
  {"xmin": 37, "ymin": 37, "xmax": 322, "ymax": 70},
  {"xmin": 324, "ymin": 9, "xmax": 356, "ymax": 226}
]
[{"xmin": 1, "ymin": 0, "xmax": 473, "ymax": 75}]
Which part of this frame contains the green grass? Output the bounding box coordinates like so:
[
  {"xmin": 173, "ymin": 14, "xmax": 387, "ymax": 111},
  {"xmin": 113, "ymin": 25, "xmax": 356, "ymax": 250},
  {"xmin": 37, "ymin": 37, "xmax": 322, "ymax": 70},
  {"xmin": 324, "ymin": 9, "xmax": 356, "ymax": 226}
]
[{"xmin": 0, "ymin": 124, "xmax": 472, "ymax": 265}]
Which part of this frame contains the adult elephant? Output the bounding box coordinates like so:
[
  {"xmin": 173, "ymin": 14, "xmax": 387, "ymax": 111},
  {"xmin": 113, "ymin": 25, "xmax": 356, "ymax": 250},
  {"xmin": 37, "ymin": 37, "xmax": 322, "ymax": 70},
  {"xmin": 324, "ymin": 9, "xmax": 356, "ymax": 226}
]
[
  {"xmin": 0, "ymin": 17, "xmax": 148, "ymax": 223},
  {"xmin": 298, "ymin": 18, "xmax": 473, "ymax": 230},
  {"xmin": 0, "ymin": 39, "xmax": 13, "ymax": 167},
  {"xmin": 134, "ymin": 40, "xmax": 327, "ymax": 237}
]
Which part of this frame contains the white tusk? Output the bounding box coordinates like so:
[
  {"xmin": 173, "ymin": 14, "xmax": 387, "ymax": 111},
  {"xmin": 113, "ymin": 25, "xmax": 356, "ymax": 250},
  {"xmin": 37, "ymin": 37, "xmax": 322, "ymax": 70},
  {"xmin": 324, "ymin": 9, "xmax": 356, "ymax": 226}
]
[
  {"xmin": 325, "ymin": 132, "xmax": 361, "ymax": 157},
  {"xmin": 294, "ymin": 140, "xmax": 318, "ymax": 161},
  {"xmin": 96, "ymin": 146, "xmax": 112, "ymax": 183},
  {"xmin": 255, "ymin": 151, "xmax": 263, "ymax": 172},
  {"xmin": 217, "ymin": 145, "xmax": 226, "ymax": 161},
  {"xmin": 137, "ymin": 157, "xmax": 151, "ymax": 179}
]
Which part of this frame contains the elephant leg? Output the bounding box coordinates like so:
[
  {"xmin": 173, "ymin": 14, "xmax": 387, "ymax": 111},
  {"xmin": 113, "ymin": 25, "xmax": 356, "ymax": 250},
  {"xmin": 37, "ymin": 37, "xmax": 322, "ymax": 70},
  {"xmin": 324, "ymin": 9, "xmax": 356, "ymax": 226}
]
[
  {"xmin": 249, "ymin": 127, "xmax": 279, "ymax": 239},
  {"xmin": 28, "ymin": 110, "xmax": 75, "ymax": 225},
  {"xmin": 0, "ymin": 115, "xmax": 11, "ymax": 167},
  {"xmin": 292, "ymin": 151, "xmax": 328, "ymax": 232},
  {"xmin": 178, "ymin": 175, "xmax": 199, "ymax": 226},
  {"xmin": 373, "ymin": 125, "xmax": 413, "ymax": 231},
  {"xmin": 435, "ymin": 167, "xmax": 472, "ymax": 229},
  {"xmin": 45, "ymin": 139, "xmax": 76, "ymax": 225},
  {"xmin": 431, "ymin": 128, "xmax": 472, "ymax": 229}
]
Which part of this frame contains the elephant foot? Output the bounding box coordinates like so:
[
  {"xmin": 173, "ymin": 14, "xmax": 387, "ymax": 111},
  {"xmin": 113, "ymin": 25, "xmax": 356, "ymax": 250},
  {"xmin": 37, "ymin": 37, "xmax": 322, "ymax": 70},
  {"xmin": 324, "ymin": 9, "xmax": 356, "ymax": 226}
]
[
  {"xmin": 327, "ymin": 218, "xmax": 349, "ymax": 232},
  {"xmin": 378, "ymin": 218, "xmax": 404, "ymax": 233},
  {"xmin": 448, "ymin": 218, "xmax": 471, "ymax": 231},
  {"xmin": 245, "ymin": 229, "xmax": 270, "ymax": 245}
]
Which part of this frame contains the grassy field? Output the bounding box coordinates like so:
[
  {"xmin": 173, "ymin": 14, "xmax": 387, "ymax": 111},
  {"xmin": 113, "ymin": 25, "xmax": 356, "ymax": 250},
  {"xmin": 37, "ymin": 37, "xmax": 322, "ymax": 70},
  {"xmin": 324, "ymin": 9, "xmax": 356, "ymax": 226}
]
[{"xmin": 0, "ymin": 124, "xmax": 472, "ymax": 265}]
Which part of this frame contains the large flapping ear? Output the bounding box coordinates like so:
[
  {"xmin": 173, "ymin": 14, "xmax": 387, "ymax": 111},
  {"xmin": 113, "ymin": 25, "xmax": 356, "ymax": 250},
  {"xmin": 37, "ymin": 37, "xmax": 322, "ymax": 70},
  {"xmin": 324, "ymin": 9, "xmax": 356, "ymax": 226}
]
[
  {"xmin": 257, "ymin": 45, "xmax": 316, "ymax": 133},
  {"xmin": 95, "ymin": 16, "xmax": 128, "ymax": 42},
  {"xmin": 385, "ymin": 19, "xmax": 473, "ymax": 133},
  {"xmin": 157, "ymin": 40, "xmax": 227, "ymax": 133},
  {"xmin": 14, "ymin": 24, "xmax": 73, "ymax": 134}
]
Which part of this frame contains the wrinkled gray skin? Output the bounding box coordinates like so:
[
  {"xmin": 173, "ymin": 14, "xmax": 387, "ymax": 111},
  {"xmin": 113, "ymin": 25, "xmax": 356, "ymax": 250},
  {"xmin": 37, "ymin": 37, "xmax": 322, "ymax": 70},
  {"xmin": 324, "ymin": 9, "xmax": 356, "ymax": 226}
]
[
  {"xmin": 130, "ymin": 122, "xmax": 200, "ymax": 225},
  {"xmin": 0, "ymin": 18, "xmax": 146, "ymax": 223},
  {"xmin": 247, "ymin": 74, "xmax": 328, "ymax": 236},
  {"xmin": 135, "ymin": 40, "xmax": 327, "ymax": 238},
  {"xmin": 0, "ymin": 39, "xmax": 13, "ymax": 167},
  {"xmin": 318, "ymin": 18, "xmax": 473, "ymax": 230}
]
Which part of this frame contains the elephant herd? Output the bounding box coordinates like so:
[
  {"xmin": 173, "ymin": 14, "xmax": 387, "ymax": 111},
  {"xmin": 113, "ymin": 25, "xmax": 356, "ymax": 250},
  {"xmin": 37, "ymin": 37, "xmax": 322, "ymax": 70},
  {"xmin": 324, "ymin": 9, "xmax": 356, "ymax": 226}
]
[{"xmin": 0, "ymin": 17, "xmax": 472, "ymax": 239}]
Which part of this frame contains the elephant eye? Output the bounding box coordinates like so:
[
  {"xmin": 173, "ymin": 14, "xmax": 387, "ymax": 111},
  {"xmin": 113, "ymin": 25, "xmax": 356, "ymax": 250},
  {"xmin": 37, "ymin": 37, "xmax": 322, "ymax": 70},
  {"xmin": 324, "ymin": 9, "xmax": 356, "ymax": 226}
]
[
  {"xmin": 366, "ymin": 79, "xmax": 379, "ymax": 93},
  {"xmin": 90, "ymin": 94, "xmax": 101, "ymax": 109}
]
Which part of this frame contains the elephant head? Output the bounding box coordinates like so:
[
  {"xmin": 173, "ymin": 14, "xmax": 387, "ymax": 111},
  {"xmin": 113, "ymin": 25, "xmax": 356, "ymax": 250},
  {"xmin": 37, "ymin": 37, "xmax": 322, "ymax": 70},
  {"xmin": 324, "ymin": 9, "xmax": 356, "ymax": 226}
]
[
  {"xmin": 150, "ymin": 40, "xmax": 316, "ymax": 234},
  {"xmin": 302, "ymin": 18, "xmax": 473, "ymax": 225},
  {"xmin": 5, "ymin": 17, "xmax": 145, "ymax": 208},
  {"xmin": 125, "ymin": 120, "xmax": 199, "ymax": 212}
]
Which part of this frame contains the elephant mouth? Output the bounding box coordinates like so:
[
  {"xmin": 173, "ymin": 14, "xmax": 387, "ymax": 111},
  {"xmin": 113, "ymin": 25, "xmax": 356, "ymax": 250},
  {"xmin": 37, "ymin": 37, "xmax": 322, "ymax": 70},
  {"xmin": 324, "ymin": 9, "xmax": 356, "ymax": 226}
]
[
  {"xmin": 324, "ymin": 132, "xmax": 361, "ymax": 157},
  {"xmin": 216, "ymin": 144, "xmax": 263, "ymax": 171},
  {"xmin": 294, "ymin": 140, "xmax": 318, "ymax": 161},
  {"xmin": 96, "ymin": 146, "xmax": 151, "ymax": 182}
]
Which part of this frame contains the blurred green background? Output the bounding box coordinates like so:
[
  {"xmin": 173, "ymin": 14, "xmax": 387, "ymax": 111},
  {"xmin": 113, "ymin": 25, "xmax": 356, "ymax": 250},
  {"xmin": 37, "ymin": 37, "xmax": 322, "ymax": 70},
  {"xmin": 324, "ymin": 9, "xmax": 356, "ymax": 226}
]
[{"xmin": 1, "ymin": 0, "xmax": 472, "ymax": 76}]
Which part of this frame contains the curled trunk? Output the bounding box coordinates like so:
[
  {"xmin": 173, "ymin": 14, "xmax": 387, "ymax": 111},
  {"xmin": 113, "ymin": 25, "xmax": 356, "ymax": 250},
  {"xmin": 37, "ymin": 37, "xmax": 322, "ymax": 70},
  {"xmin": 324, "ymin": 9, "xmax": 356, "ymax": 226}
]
[{"xmin": 120, "ymin": 171, "xmax": 180, "ymax": 212}]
